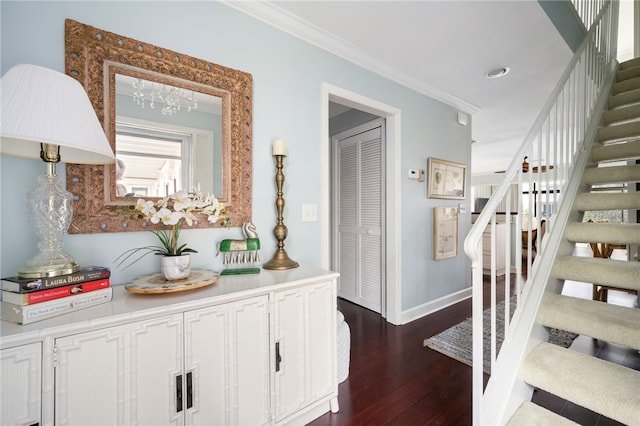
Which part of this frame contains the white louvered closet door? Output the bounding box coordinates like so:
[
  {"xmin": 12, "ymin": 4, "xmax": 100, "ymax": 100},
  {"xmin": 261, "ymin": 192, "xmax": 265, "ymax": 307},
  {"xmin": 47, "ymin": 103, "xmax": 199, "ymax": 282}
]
[{"xmin": 334, "ymin": 121, "xmax": 384, "ymax": 313}]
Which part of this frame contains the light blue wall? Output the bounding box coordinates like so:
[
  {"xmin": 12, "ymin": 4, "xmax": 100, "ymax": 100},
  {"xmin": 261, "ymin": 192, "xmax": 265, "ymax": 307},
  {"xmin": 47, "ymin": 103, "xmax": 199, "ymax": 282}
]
[{"xmin": 0, "ymin": 1, "xmax": 471, "ymax": 314}]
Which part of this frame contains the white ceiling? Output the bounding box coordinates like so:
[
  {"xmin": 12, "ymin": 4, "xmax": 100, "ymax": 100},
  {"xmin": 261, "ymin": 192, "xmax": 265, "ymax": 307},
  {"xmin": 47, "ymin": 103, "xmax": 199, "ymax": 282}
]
[{"xmin": 227, "ymin": 1, "xmax": 574, "ymax": 176}]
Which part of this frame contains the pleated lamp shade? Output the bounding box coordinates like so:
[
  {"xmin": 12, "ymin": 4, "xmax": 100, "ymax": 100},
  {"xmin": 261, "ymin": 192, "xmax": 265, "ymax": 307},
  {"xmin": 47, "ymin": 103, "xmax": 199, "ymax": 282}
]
[{"xmin": 0, "ymin": 63, "xmax": 115, "ymax": 164}]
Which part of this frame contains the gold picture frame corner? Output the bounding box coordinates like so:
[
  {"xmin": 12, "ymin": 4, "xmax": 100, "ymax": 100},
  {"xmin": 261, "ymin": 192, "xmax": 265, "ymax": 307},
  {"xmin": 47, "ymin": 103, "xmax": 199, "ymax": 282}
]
[{"xmin": 427, "ymin": 157, "xmax": 467, "ymax": 200}]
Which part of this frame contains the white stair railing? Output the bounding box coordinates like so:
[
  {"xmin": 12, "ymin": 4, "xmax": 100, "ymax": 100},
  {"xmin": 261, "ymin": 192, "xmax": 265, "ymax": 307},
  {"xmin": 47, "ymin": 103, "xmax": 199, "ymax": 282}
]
[
  {"xmin": 463, "ymin": 1, "xmax": 619, "ymax": 424},
  {"xmin": 571, "ymin": 0, "xmax": 607, "ymax": 30}
]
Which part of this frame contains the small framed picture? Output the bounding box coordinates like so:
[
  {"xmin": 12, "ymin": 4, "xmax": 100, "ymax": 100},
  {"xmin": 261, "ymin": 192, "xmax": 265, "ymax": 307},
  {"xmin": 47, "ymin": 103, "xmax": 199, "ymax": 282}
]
[
  {"xmin": 427, "ymin": 158, "xmax": 467, "ymax": 199},
  {"xmin": 434, "ymin": 206, "xmax": 459, "ymax": 260}
]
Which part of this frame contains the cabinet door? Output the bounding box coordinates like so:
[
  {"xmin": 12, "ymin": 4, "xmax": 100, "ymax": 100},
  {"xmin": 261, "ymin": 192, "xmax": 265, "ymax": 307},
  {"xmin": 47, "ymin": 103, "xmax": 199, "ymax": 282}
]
[
  {"xmin": 1, "ymin": 342, "xmax": 41, "ymax": 426},
  {"xmin": 273, "ymin": 281, "xmax": 336, "ymax": 422},
  {"xmin": 55, "ymin": 314, "xmax": 183, "ymax": 425},
  {"xmin": 184, "ymin": 295, "xmax": 270, "ymax": 426}
]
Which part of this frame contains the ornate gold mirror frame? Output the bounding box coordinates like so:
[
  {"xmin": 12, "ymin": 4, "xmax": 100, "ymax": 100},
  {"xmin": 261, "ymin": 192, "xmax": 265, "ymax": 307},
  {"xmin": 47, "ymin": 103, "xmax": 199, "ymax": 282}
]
[{"xmin": 64, "ymin": 19, "xmax": 252, "ymax": 233}]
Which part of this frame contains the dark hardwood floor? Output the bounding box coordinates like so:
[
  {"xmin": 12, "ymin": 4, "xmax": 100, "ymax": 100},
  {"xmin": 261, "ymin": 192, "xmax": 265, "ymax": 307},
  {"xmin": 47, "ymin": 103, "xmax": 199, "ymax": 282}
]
[
  {"xmin": 309, "ymin": 292, "xmax": 639, "ymax": 426},
  {"xmin": 310, "ymin": 297, "xmax": 474, "ymax": 426}
]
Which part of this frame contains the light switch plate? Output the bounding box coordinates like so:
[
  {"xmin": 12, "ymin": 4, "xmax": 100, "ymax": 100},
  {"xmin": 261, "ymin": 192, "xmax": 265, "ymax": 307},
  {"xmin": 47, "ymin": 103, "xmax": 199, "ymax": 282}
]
[{"xmin": 302, "ymin": 204, "xmax": 318, "ymax": 222}]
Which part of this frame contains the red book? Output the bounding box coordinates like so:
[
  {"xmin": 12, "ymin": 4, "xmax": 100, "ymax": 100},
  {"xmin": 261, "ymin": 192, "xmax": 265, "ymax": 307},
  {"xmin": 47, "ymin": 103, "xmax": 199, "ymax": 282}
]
[{"xmin": 1, "ymin": 278, "xmax": 110, "ymax": 306}]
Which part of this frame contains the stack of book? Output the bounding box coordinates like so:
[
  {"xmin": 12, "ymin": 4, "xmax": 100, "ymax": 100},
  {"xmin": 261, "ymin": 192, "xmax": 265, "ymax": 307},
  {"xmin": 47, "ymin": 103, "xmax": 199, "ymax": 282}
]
[{"xmin": 0, "ymin": 266, "xmax": 112, "ymax": 325}]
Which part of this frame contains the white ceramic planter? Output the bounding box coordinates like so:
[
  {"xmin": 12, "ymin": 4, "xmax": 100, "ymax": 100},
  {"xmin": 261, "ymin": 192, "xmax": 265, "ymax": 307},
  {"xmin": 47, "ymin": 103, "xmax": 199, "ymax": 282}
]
[{"xmin": 160, "ymin": 254, "xmax": 191, "ymax": 281}]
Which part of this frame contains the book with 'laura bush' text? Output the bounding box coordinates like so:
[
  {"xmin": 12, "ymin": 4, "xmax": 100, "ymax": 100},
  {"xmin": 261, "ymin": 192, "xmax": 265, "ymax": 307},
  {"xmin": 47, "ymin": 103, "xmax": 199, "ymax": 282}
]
[
  {"xmin": 0, "ymin": 287, "xmax": 113, "ymax": 325},
  {"xmin": 1, "ymin": 278, "xmax": 110, "ymax": 306},
  {"xmin": 1, "ymin": 266, "xmax": 110, "ymax": 293}
]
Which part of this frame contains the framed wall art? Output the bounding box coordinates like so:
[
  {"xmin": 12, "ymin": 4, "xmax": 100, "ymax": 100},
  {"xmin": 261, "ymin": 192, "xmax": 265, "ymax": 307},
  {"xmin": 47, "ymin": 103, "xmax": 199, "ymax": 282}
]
[
  {"xmin": 434, "ymin": 206, "xmax": 459, "ymax": 260},
  {"xmin": 427, "ymin": 158, "xmax": 467, "ymax": 199}
]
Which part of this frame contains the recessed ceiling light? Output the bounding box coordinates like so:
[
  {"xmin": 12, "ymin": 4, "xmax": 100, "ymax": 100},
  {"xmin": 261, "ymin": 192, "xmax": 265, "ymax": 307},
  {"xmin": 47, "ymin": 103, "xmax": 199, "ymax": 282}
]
[{"xmin": 487, "ymin": 67, "xmax": 510, "ymax": 79}]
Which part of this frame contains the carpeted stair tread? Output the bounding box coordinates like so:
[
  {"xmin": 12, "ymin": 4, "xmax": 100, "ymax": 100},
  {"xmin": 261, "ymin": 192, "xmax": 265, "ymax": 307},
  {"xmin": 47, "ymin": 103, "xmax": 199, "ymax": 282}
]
[
  {"xmin": 575, "ymin": 192, "xmax": 640, "ymax": 211},
  {"xmin": 612, "ymin": 76, "xmax": 640, "ymax": 95},
  {"xmin": 523, "ymin": 343, "xmax": 640, "ymax": 426},
  {"xmin": 607, "ymin": 87, "xmax": 640, "ymax": 110},
  {"xmin": 603, "ymin": 103, "xmax": 640, "ymax": 124},
  {"xmin": 583, "ymin": 164, "xmax": 640, "ymax": 184},
  {"xmin": 591, "ymin": 139, "xmax": 640, "ymax": 162},
  {"xmin": 620, "ymin": 57, "xmax": 640, "ymax": 70},
  {"xmin": 565, "ymin": 222, "xmax": 640, "ymax": 244},
  {"xmin": 507, "ymin": 401, "xmax": 578, "ymax": 426},
  {"xmin": 616, "ymin": 64, "xmax": 640, "ymax": 82},
  {"xmin": 598, "ymin": 120, "xmax": 640, "ymax": 143},
  {"xmin": 553, "ymin": 256, "xmax": 640, "ymax": 290},
  {"xmin": 538, "ymin": 294, "xmax": 640, "ymax": 350}
]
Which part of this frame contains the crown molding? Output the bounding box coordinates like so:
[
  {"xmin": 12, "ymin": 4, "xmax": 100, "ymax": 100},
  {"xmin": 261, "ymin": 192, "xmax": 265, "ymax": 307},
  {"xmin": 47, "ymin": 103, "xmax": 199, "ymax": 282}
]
[{"xmin": 223, "ymin": 1, "xmax": 480, "ymax": 114}]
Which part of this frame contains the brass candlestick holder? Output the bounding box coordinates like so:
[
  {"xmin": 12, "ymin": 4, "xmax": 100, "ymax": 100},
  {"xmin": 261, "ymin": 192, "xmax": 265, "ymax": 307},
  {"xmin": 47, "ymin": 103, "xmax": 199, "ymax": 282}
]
[{"xmin": 263, "ymin": 154, "xmax": 299, "ymax": 270}]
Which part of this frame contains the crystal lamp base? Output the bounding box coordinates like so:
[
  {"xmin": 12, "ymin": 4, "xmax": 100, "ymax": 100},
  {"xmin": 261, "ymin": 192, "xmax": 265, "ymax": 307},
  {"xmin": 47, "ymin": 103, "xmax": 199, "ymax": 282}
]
[{"xmin": 19, "ymin": 168, "xmax": 80, "ymax": 279}]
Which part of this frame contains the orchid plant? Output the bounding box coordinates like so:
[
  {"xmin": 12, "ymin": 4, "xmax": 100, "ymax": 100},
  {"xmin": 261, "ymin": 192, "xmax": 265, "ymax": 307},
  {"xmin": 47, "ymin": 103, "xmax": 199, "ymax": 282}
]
[{"xmin": 115, "ymin": 189, "xmax": 226, "ymax": 269}]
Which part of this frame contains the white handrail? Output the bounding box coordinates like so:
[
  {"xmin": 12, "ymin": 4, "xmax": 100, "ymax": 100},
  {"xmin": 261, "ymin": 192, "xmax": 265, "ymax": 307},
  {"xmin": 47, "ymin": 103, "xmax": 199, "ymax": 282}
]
[{"xmin": 464, "ymin": 1, "xmax": 619, "ymax": 424}]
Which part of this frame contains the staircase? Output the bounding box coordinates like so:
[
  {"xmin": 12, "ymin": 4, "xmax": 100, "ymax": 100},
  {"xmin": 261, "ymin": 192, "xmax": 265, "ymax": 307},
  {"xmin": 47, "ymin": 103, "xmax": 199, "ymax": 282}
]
[{"xmin": 508, "ymin": 57, "xmax": 640, "ymax": 425}]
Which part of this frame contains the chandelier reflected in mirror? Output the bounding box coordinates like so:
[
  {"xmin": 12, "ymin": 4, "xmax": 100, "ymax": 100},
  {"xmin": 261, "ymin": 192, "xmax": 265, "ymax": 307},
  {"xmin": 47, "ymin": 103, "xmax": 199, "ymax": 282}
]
[{"xmin": 132, "ymin": 78, "xmax": 198, "ymax": 116}]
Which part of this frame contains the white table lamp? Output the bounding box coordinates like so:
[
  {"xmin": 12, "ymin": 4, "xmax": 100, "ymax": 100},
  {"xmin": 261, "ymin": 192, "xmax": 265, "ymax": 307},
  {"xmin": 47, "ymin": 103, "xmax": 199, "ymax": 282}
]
[{"xmin": 1, "ymin": 64, "xmax": 116, "ymax": 278}]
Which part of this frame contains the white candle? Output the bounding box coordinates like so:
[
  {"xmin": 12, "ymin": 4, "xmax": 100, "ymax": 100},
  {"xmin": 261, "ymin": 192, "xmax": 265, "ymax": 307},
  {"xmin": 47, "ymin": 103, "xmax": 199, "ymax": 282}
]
[{"xmin": 273, "ymin": 139, "xmax": 286, "ymax": 156}]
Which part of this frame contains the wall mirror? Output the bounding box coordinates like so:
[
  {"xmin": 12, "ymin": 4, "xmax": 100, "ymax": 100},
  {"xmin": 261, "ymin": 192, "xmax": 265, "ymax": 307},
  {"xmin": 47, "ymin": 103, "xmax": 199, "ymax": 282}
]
[
  {"xmin": 65, "ymin": 19, "xmax": 252, "ymax": 233},
  {"xmin": 114, "ymin": 73, "xmax": 224, "ymax": 198}
]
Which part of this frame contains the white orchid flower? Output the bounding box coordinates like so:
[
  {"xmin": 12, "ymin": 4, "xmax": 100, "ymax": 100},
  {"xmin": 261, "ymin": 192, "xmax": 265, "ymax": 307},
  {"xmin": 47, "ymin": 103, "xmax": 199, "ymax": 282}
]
[
  {"xmin": 207, "ymin": 211, "xmax": 220, "ymax": 224},
  {"xmin": 193, "ymin": 195, "xmax": 210, "ymax": 209},
  {"xmin": 170, "ymin": 191, "xmax": 192, "ymax": 211},
  {"xmin": 203, "ymin": 198, "xmax": 219, "ymax": 214},
  {"xmin": 135, "ymin": 199, "xmax": 156, "ymax": 215},
  {"xmin": 183, "ymin": 208, "xmax": 199, "ymax": 226},
  {"xmin": 165, "ymin": 211, "xmax": 185, "ymax": 226},
  {"xmin": 151, "ymin": 207, "xmax": 183, "ymax": 226}
]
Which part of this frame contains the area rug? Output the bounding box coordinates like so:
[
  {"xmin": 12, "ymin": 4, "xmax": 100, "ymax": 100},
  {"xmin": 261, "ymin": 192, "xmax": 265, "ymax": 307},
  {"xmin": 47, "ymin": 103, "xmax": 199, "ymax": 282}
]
[{"xmin": 423, "ymin": 298, "xmax": 578, "ymax": 375}]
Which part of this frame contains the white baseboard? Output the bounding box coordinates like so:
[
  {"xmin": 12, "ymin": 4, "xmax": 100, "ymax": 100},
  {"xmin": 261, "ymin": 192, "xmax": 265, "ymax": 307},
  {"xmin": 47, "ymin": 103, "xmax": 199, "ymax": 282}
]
[{"xmin": 399, "ymin": 287, "xmax": 472, "ymax": 325}]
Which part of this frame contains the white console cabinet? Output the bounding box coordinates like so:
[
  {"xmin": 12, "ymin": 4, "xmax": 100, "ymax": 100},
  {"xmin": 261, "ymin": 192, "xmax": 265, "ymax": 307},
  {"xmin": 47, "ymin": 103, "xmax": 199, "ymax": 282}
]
[
  {"xmin": 1, "ymin": 342, "xmax": 42, "ymax": 426},
  {"xmin": 273, "ymin": 281, "xmax": 335, "ymax": 423},
  {"xmin": 0, "ymin": 266, "xmax": 338, "ymax": 426}
]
